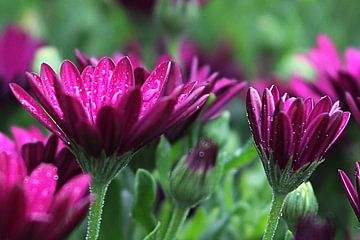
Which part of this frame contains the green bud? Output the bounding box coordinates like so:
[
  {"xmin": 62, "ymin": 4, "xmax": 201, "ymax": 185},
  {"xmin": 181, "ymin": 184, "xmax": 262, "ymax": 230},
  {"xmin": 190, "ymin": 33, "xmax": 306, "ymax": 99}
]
[
  {"xmin": 169, "ymin": 139, "xmax": 218, "ymax": 208},
  {"xmin": 282, "ymin": 182, "xmax": 318, "ymax": 232}
]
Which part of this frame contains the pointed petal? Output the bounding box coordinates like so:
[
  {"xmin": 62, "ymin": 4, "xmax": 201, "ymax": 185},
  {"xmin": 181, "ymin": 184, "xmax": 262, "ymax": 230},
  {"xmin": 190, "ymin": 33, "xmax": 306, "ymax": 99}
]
[
  {"xmin": 339, "ymin": 170, "xmax": 360, "ymax": 221},
  {"xmin": 140, "ymin": 61, "xmax": 171, "ymax": 117},
  {"xmin": 109, "ymin": 57, "xmax": 134, "ymax": 105},
  {"xmin": 270, "ymin": 111, "xmax": 292, "ymax": 170},
  {"xmin": 308, "ymin": 96, "xmax": 331, "ymax": 123},
  {"xmin": 287, "ymin": 99, "xmax": 306, "ymax": 161},
  {"xmin": 246, "ymin": 87, "xmax": 262, "ymax": 148},
  {"xmin": 90, "ymin": 57, "xmax": 115, "ymax": 119},
  {"xmin": 260, "ymin": 88, "xmax": 275, "ymax": 154},
  {"xmin": 297, "ymin": 113, "xmax": 329, "ymax": 168},
  {"xmin": 10, "ymin": 83, "xmax": 65, "ymax": 141},
  {"xmin": 203, "ymin": 81, "xmax": 246, "ymax": 121}
]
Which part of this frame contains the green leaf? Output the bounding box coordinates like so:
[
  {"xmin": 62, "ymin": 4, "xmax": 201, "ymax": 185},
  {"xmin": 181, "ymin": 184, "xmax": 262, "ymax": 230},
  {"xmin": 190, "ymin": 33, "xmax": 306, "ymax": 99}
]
[
  {"xmin": 143, "ymin": 222, "xmax": 161, "ymax": 240},
  {"xmin": 224, "ymin": 140, "xmax": 257, "ymax": 172},
  {"xmin": 131, "ymin": 169, "xmax": 157, "ymax": 232}
]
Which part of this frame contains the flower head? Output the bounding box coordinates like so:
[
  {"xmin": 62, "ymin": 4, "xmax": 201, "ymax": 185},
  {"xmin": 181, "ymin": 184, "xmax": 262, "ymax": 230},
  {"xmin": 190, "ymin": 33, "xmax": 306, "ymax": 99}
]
[
  {"xmin": 294, "ymin": 215, "xmax": 335, "ymax": 240},
  {"xmin": 169, "ymin": 139, "xmax": 218, "ymax": 208},
  {"xmin": 10, "ymin": 56, "xmax": 210, "ymax": 185},
  {"xmin": 291, "ymin": 34, "xmax": 360, "ymax": 124},
  {"xmin": 246, "ymin": 86, "xmax": 350, "ymax": 193},
  {"xmin": 75, "ymin": 49, "xmax": 246, "ymax": 143},
  {"xmin": 338, "ymin": 161, "xmax": 360, "ymax": 222},
  {"xmin": 0, "ymin": 126, "xmax": 90, "ymax": 240},
  {"xmin": 0, "ymin": 25, "xmax": 41, "ymax": 102}
]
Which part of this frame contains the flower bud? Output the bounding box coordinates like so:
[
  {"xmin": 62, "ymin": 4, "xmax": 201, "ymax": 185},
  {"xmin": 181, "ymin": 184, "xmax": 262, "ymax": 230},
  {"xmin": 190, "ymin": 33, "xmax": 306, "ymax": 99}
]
[
  {"xmin": 282, "ymin": 182, "xmax": 318, "ymax": 231},
  {"xmin": 169, "ymin": 139, "xmax": 218, "ymax": 208}
]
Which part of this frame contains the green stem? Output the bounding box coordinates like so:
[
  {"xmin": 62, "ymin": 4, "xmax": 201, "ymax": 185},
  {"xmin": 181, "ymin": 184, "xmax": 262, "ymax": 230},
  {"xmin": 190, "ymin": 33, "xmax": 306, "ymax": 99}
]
[
  {"xmin": 86, "ymin": 182, "xmax": 109, "ymax": 240},
  {"xmin": 162, "ymin": 205, "xmax": 189, "ymax": 240},
  {"xmin": 263, "ymin": 192, "xmax": 287, "ymax": 240}
]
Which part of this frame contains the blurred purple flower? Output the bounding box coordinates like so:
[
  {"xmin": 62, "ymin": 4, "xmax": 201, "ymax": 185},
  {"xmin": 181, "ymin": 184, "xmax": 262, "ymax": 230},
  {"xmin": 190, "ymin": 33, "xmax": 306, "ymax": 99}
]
[
  {"xmin": 291, "ymin": 35, "xmax": 360, "ymax": 124},
  {"xmin": 247, "ymin": 86, "xmax": 349, "ymax": 192},
  {"xmin": 179, "ymin": 39, "xmax": 243, "ymax": 80},
  {"xmin": 116, "ymin": 0, "xmax": 208, "ymax": 14},
  {"xmin": 0, "ymin": 25, "xmax": 41, "ymax": 101},
  {"xmin": 10, "ymin": 56, "xmax": 212, "ymax": 184},
  {"xmin": 294, "ymin": 215, "xmax": 335, "ymax": 240},
  {"xmin": 0, "ymin": 126, "xmax": 90, "ymax": 240},
  {"xmin": 338, "ymin": 161, "xmax": 360, "ymax": 221}
]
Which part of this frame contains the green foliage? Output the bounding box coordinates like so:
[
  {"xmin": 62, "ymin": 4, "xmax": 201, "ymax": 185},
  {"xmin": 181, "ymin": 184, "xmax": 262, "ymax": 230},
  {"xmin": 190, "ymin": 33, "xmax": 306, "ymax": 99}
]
[{"xmin": 132, "ymin": 169, "xmax": 157, "ymax": 232}]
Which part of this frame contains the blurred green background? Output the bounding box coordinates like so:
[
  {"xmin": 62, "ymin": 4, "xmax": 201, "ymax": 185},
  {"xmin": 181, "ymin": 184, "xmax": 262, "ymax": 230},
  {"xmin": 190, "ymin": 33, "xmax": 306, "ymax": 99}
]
[{"xmin": 1, "ymin": 0, "xmax": 360, "ymax": 239}]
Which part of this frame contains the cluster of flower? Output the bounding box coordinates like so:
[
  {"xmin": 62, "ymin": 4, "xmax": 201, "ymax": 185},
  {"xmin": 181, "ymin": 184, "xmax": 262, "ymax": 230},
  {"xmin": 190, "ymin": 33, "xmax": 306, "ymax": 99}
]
[{"xmin": 0, "ymin": 7, "xmax": 360, "ymax": 240}]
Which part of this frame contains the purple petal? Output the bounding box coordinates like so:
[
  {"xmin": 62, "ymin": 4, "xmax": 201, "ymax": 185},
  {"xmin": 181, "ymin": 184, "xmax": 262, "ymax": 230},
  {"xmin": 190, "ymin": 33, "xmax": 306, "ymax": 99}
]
[
  {"xmin": 108, "ymin": 57, "xmax": 134, "ymax": 105},
  {"xmin": 270, "ymin": 111, "xmax": 292, "ymax": 170},
  {"xmin": 90, "ymin": 57, "xmax": 115, "ymax": 119},
  {"xmin": 128, "ymin": 97, "xmax": 175, "ymax": 150},
  {"xmin": 203, "ymin": 81, "xmax": 246, "ymax": 121},
  {"xmin": 338, "ymin": 170, "xmax": 360, "ymax": 221},
  {"xmin": 287, "ymin": 99, "xmax": 306, "ymax": 161},
  {"xmin": 96, "ymin": 106, "xmax": 123, "ymax": 155},
  {"xmin": 307, "ymin": 96, "xmax": 332, "ymax": 124},
  {"xmin": 24, "ymin": 164, "xmax": 57, "ymax": 220},
  {"xmin": 117, "ymin": 88, "xmax": 141, "ymax": 138},
  {"xmin": 76, "ymin": 121, "xmax": 102, "ymax": 157},
  {"xmin": 10, "ymin": 83, "xmax": 66, "ymax": 141},
  {"xmin": 260, "ymin": 88, "xmax": 275, "ymax": 154},
  {"xmin": 246, "ymin": 87, "xmax": 262, "ymax": 148},
  {"xmin": 140, "ymin": 61, "xmax": 171, "ymax": 117},
  {"xmin": 27, "ymin": 72, "xmax": 64, "ymax": 123},
  {"xmin": 297, "ymin": 113, "xmax": 329, "ymax": 168},
  {"xmin": 345, "ymin": 92, "xmax": 360, "ymax": 123}
]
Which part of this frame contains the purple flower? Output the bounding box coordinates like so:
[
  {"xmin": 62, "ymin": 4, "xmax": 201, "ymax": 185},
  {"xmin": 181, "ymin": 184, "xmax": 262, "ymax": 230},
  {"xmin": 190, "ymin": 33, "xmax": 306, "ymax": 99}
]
[
  {"xmin": 0, "ymin": 126, "xmax": 90, "ymax": 240},
  {"xmin": 291, "ymin": 34, "xmax": 360, "ymax": 124},
  {"xmin": 246, "ymin": 86, "xmax": 350, "ymax": 193},
  {"xmin": 294, "ymin": 215, "xmax": 335, "ymax": 240},
  {"xmin": 0, "ymin": 25, "xmax": 41, "ymax": 101},
  {"xmin": 75, "ymin": 49, "xmax": 246, "ymax": 142},
  {"xmin": 115, "ymin": 0, "xmax": 208, "ymax": 14},
  {"xmin": 179, "ymin": 39, "xmax": 243, "ymax": 80},
  {"xmin": 338, "ymin": 162, "xmax": 360, "ymax": 221},
  {"xmin": 10, "ymin": 56, "xmax": 210, "ymax": 184}
]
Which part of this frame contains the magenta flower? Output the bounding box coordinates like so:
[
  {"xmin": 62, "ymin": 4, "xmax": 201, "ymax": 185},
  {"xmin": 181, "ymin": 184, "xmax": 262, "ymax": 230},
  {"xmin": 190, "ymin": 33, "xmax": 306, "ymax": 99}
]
[
  {"xmin": 338, "ymin": 162, "xmax": 360, "ymax": 221},
  {"xmin": 0, "ymin": 25, "xmax": 41, "ymax": 102},
  {"xmin": 0, "ymin": 126, "xmax": 90, "ymax": 240},
  {"xmin": 115, "ymin": 0, "xmax": 208, "ymax": 14},
  {"xmin": 10, "ymin": 56, "xmax": 210, "ymax": 186},
  {"xmin": 75, "ymin": 49, "xmax": 246, "ymax": 142},
  {"xmin": 291, "ymin": 34, "xmax": 360, "ymax": 124},
  {"xmin": 179, "ymin": 39, "xmax": 243, "ymax": 80},
  {"xmin": 246, "ymin": 86, "xmax": 350, "ymax": 193},
  {"xmin": 294, "ymin": 215, "xmax": 335, "ymax": 240}
]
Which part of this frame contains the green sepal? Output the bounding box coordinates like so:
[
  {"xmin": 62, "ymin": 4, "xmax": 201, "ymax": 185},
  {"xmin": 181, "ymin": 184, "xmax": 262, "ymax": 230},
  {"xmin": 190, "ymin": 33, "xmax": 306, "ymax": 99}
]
[{"xmin": 72, "ymin": 144, "xmax": 133, "ymax": 186}]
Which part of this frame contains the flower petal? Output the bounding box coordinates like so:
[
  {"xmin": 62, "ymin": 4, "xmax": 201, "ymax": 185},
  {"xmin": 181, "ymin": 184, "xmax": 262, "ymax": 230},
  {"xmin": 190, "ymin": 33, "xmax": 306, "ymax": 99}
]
[{"xmin": 10, "ymin": 83, "xmax": 65, "ymax": 141}]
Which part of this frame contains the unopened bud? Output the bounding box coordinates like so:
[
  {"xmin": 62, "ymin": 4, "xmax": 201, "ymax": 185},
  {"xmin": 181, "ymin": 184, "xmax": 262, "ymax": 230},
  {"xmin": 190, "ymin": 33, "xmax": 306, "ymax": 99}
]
[
  {"xmin": 282, "ymin": 182, "xmax": 318, "ymax": 231},
  {"xmin": 169, "ymin": 139, "xmax": 218, "ymax": 208}
]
